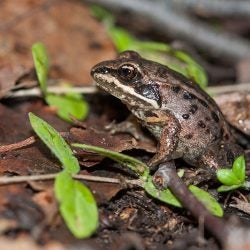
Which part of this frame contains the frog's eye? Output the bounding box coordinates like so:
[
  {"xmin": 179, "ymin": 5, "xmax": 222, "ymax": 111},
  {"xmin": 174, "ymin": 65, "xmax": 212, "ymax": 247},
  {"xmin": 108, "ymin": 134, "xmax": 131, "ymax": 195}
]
[{"xmin": 117, "ymin": 64, "xmax": 138, "ymax": 81}]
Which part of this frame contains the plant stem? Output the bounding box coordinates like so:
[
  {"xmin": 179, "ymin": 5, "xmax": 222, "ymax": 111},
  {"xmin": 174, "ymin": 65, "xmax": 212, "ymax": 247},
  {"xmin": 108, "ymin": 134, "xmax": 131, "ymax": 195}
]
[{"xmin": 0, "ymin": 173, "xmax": 142, "ymax": 186}]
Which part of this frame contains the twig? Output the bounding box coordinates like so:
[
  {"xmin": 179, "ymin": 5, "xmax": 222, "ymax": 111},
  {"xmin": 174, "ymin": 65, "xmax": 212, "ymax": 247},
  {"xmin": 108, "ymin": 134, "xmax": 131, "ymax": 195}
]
[
  {"xmin": 153, "ymin": 161, "xmax": 227, "ymax": 244},
  {"xmin": 171, "ymin": 0, "xmax": 250, "ymax": 17},
  {"xmin": 208, "ymin": 82, "xmax": 250, "ymax": 95},
  {"xmin": 0, "ymin": 136, "xmax": 36, "ymax": 153},
  {"xmin": 153, "ymin": 161, "xmax": 250, "ymax": 248},
  {"xmin": 0, "ymin": 132, "xmax": 68, "ymax": 153},
  {"xmin": 0, "ymin": 172, "xmax": 142, "ymax": 186},
  {"xmin": 85, "ymin": 0, "xmax": 250, "ymax": 60},
  {"xmin": 5, "ymin": 85, "xmax": 98, "ymax": 98},
  {"xmin": 3, "ymin": 82, "xmax": 250, "ymax": 100}
]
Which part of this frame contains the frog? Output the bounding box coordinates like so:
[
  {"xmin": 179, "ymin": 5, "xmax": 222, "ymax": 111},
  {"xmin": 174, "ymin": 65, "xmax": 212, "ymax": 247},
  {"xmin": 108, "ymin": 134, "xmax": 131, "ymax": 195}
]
[{"xmin": 91, "ymin": 51, "xmax": 243, "ymax": 172}]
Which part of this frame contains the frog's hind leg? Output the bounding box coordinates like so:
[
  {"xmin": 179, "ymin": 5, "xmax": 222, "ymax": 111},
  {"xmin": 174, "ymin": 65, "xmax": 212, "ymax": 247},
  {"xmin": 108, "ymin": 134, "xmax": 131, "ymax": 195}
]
[
  {"xmin": 199, "ymin": 141, "xmax": 244, "ymax": 171},
  {"xmin": 185, "ymin": 142, "xmax": 243, "ymax": 185}
]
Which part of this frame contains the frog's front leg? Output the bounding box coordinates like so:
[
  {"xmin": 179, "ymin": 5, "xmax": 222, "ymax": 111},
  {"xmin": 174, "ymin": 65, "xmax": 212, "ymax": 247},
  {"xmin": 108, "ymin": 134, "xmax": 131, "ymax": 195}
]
[{"xmin": 146, "ymin": 114, "xmax": 181, "ymax": 167}]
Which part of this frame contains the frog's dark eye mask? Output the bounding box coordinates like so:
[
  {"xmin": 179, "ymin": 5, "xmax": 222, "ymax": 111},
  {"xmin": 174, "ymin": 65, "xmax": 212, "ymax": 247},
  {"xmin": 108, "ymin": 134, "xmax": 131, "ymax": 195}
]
[{"xmin": 116, "ymin": 63, "xmax": 161, "ymax": 106}]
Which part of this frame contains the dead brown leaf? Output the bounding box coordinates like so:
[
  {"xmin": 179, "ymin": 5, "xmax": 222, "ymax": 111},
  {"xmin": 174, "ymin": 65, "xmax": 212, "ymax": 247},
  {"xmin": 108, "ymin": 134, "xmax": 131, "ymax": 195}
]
[
  {"xmin": 0, "ymin": 101, "xmax": 71, "ymax": 176},
  {"xmin": 0, "ymin": 0, "xmax": 115, "ymax": 98},
  {"xmin": 230, "ymin": 197, "xmax": 250, "ymax": 215},
  {"xmin": 215, "ymin": 92, "xmax": 250, "ymax": 135},
  {"xmin": 69, "ymin": 126, "xmax": 156, "ymax": 167},
  {"xmin": 32, "ymin": 188, "xmax": 58, "ymax": 226},
  {"xmin": 87, "ymin": 181, "xmax": 123, "ymax": 204}
]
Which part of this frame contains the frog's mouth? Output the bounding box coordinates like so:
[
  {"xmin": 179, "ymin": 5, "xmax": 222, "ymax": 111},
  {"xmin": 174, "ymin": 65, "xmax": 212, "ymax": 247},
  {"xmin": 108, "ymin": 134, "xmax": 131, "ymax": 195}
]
[{"xmin": 92, "ymin": 72, "xmax": 160, "ymax": 110}]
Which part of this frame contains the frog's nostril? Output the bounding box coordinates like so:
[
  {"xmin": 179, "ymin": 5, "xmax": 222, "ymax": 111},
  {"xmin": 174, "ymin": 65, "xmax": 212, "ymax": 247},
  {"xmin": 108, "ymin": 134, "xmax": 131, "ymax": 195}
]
[{"xmin": 91, "ymin": 66, "xmax": 110, "ymax": 76}]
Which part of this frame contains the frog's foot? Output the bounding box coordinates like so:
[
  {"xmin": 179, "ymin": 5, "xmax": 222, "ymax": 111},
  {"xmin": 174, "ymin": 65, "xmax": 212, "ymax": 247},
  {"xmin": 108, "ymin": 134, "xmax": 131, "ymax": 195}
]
[
  {"xmin": 105, "ymin": 120, "xmax": 142, "ymax": 140},
  {"xmin": 199, "ymin": 141, "xmax": 244, "ymax": 171},
  {"xmin": 148, "ymin": 153, "xmax": 169, "ymax": 169},
  {"xmin": 184, "ymin": 168, "xmax": 215, "ymax": 186}
]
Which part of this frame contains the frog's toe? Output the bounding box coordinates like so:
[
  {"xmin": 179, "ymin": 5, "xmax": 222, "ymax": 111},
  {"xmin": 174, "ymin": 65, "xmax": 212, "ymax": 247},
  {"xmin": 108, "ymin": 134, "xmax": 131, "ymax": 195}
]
[
  {"xmin": 105, "ymin": 120, "xmax": 142, "ymax": 140},
  {"xmin": 184, "ymin": 168, "xmax": 215, "ymax": 185}
]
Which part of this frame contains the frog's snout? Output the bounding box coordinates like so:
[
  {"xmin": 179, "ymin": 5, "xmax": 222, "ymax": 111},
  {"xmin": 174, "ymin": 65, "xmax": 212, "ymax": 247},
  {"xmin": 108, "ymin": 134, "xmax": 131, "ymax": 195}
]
[{"xmin": 91, "ymin": 61, "xmax": 114, "ymax": 78}]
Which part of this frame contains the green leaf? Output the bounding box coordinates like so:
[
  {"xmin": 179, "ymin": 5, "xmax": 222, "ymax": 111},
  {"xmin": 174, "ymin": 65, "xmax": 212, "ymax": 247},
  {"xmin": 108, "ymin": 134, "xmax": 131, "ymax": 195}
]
[
  {"xmin": 133, "ymin": 41, "xmax": 171, "ymax": 52},
  {"xmin": 186, "ymin": 64, "xmax": 207, "ymax": 89},
  {"xmin": 144, "ymin": 176, "xmax": 182, "ymax": 207},
  {"xmin": 46, "ymin": 92, "xmax": 89, "ymax": 123},
  {"xmin": 32, "ymin": 42, "xmax": 49, "ymax": 95},
  {"xmin": 144, "ymin": 177, "xmax": 224, "ymax": 216},
  {"xmin": 29, "ymin": 112, "xmax": 80, "ymax": 174},
  {"xmin": 55, "ymin": 171, "xmax": 98, "ymax": 238},
  {"xmin": 216, "ymin": 169, "xmax": 243, "ymax": 186},
  {"xmin": 174, "ymin": 50, "xmax": 207, "ymax": 89},
  {"xmin": 217, "ymin": 184, "xmax": 243, "ymax": 192},
  {"xmin": 108, "ymin": 26, "xmax": 135, "ymax": 52},
  {"xmin": 232, "ymin": 155, "xmax": 246, "ymax": 182},
  {"xmin": 107, "ymin": 28, "xmax": 207, "ymax": 88},
  {"xmin": 188, "ymin": 185, "xmax": 223, "ymax": 217},
  {"xmin": 71, "ymin": 143, "xmax": 222, "ymax": 216},
  {"xmin": 72, "ymin": 143, "xmax": 149, "ymax": 177}
]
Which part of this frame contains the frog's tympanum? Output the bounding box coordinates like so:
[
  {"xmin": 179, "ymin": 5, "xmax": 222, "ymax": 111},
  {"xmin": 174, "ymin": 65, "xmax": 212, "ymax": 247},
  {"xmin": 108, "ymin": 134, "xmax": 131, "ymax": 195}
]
[{"xmin": 91, "ymin": 51, "xmax": 243, "ymax": 171}]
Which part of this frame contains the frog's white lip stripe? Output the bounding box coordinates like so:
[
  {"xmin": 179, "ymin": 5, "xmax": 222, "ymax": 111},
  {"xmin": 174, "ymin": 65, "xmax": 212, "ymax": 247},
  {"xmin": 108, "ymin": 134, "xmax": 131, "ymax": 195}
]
[{"xmin": 95, "ymin": 75, "xmax": 160, "ymax": 109}]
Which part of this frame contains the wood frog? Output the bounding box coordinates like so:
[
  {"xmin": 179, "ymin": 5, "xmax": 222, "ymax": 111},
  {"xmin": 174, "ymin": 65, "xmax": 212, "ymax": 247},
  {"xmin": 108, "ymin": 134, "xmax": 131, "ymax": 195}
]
[{"xmin": 91, "ymin": 51, "xmax": 243, "ymax": 171}]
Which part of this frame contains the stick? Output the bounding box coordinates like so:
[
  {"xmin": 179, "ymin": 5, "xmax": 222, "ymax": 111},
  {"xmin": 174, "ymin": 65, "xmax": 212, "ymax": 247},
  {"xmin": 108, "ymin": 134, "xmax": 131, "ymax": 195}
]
[
  {"xmin": 5, "ymin": 85, "xmax": 98, "ymax": 98},
  {"xmin": 171, "ymin": 0, "xmax": 250, "ymax": 17},
  {"xmin": 154, "ymin": 161, "xmax": 227, "ymax": 244},
  {"xmin": 0, "ymin": 172, "xmax": 142, "ymax": 186},
  {"xmin": 4, "ymin": 83, "xmax": 250, "ymax": 99},
  {"xmin": 0, "ymin": 136, "xmax": 36, "ymax": 153},
  {"xmin": 153, "ymin": 161, "xmax": 250, "ymax": 248}
]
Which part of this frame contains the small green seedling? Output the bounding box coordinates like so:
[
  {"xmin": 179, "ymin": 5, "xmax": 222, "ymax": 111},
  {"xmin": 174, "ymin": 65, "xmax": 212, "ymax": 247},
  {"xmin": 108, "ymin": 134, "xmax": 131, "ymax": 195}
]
[
  {"xmin": 32, "ymin": 43, "xmax": 49, "ymax": 95},
  {"xmin": 29, "ymin": 113, "xmax": 224, "ymax": 239},
  {"xmin": 91, "ymin": 5, "xmax": 207, "ymax": 89},
  {"xmin": 29, "ymin": 113, "xmax": 98, "ymax": 238},
  {"xmin": 217, "ymin": 155, "xmax": 250, "ymax": 192},
  {"xmin": 72, "ymin": 143, "xmax": 223, "ymax": 217},
  {"xmin": 31, "ymin": 43, "xmax": 89, "ymax": 122},
  {"xmin": 71, "ymin": 143, "xmax": 149, "ymax": 178}
]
